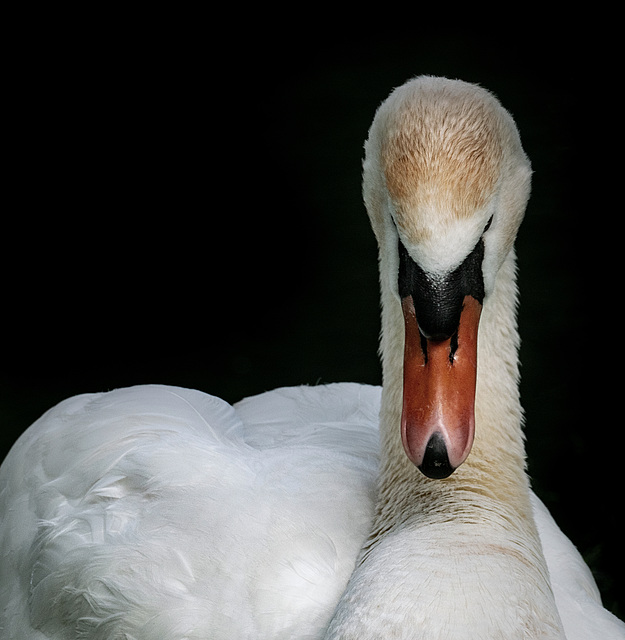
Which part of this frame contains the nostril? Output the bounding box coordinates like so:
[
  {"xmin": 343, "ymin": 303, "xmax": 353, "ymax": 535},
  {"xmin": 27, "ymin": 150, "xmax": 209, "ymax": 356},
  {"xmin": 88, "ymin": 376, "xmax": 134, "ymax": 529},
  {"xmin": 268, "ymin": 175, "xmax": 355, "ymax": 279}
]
[{"xmin": 449, "ymin": 331, "xmax": 459, "ymax": 363}]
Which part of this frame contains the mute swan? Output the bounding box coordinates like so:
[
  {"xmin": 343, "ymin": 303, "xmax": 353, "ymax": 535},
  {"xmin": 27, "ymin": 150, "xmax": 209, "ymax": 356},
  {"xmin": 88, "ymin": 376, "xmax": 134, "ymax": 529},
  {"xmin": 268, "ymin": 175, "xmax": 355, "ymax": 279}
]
[{"xmin": 1, "ymin": 76, "xmax": 623, "ymax": 640}]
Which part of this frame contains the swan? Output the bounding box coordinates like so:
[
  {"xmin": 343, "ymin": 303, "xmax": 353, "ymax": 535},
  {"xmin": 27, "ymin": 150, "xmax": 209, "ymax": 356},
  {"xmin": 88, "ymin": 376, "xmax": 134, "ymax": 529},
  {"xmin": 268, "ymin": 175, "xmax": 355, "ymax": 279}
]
[{"xmin": 1, "ymin": 76, "xmax": 623, "ymax": 640}]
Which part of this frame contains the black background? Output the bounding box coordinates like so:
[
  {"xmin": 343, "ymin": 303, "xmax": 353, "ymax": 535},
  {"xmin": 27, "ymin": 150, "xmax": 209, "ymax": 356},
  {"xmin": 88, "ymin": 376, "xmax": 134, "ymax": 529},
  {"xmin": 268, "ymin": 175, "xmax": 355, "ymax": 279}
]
[{"xmin": 2, "ymin": 17, "xmax": 622, "ymax": 615}]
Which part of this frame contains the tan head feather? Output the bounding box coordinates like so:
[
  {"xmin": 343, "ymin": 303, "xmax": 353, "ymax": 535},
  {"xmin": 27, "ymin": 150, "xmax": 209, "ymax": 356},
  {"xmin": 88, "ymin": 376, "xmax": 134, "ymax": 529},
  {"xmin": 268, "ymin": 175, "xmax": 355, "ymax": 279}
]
[{"xmin": 379, "ymin": 78, "xmax": 505, "ymax": 242}]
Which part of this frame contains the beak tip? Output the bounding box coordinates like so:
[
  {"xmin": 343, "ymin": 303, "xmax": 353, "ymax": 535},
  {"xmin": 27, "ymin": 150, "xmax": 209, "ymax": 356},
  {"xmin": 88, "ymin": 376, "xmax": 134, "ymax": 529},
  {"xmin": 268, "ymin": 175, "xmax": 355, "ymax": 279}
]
[{"xmin": 417, "ymin": 432, "xmax": 456, "ymax": 479}]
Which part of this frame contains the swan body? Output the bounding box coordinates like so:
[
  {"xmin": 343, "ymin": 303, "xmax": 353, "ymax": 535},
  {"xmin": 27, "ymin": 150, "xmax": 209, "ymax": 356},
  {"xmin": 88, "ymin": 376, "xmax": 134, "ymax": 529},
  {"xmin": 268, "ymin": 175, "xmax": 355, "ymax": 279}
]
[
  {"xmin": 2, "ymin": 76, "xmax": 624, "ymax": 639},
  {"xmin": 1, "ymin": 384, "xmax": 622, "ymax": 639}
]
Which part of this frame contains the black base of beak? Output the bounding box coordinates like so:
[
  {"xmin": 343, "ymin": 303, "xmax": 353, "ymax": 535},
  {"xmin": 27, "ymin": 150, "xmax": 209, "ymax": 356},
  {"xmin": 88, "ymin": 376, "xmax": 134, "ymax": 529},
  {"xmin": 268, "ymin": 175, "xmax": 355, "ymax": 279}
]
[{"xmin": 398, "ymin": 237, "xmax": 486, "ymax": 342}]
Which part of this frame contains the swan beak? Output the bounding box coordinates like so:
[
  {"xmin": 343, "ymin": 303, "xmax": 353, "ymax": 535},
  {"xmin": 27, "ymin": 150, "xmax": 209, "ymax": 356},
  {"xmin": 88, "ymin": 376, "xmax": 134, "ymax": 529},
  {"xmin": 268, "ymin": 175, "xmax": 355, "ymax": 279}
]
[{"xmin": 400, "ymin": 295, "xmax": 481, "ymax": 479}]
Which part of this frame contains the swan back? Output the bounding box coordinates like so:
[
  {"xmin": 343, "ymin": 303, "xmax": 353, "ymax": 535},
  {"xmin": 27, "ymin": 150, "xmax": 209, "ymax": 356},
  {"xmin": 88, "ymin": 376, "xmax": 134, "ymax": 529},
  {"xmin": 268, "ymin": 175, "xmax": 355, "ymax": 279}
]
[{"xmin": 0, "ymin": 384, "xmax": 380, "ymax": 639}]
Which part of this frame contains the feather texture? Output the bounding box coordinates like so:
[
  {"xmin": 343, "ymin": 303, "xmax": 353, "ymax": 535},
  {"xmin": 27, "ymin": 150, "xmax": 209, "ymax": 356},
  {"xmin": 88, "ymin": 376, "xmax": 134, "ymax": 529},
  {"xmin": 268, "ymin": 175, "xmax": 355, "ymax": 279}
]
[
  {"xmin": 2, "ymin": 384, "xmax": 623, "ymax": 639},
  {"xmin": 1, "ymin": 384, "xmax": 379, "ymax": 639}
]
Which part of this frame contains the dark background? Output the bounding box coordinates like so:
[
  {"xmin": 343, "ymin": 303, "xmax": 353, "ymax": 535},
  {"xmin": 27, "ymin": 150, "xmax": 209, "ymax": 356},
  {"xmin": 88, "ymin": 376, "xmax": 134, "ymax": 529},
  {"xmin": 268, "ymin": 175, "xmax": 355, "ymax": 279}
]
[{"xmin": 3, "ymin": 20, "xmax": 622, "ymax": 615}]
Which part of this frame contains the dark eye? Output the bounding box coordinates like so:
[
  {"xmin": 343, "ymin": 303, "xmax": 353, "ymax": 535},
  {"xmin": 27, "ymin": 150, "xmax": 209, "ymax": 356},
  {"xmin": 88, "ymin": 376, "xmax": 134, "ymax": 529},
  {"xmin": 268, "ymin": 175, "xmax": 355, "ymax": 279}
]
[{"xmin": 483, "ymin": 216, "xmax": 493, "ymax": 234}]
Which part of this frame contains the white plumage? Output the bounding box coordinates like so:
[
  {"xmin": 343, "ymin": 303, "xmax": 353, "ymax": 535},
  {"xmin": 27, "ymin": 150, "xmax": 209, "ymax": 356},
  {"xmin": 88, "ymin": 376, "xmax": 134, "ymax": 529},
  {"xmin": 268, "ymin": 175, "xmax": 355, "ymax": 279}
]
[
  {"xmin": 1, "ymin": 384, "xmax": 622, "ymax": 638},
  {"xmin": 0, "ymin": 384, "xmax": 380, "ymax": 639},
  {"xmin": 2, "ymin": 76, "xmax": 624, "ymax": 639}
]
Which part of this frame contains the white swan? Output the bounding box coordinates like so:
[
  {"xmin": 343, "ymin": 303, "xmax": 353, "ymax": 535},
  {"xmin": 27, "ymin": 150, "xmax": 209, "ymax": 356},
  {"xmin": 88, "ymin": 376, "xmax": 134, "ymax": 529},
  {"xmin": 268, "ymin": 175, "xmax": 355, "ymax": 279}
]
[{"xmin": 1, "ymin": 76, "xmax": 623, "ymax": 640}]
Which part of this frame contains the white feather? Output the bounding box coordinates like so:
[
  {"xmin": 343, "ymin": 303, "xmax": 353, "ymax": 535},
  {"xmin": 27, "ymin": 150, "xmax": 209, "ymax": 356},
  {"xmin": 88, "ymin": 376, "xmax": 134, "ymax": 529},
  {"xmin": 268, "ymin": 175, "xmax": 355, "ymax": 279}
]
[
  {"xmin": 1, "ymin": 384, "xmax": 622, "ymax": 639},
  {"xmin": 0, "ymin": 384, "xmax": 380, "ymax": 639}
]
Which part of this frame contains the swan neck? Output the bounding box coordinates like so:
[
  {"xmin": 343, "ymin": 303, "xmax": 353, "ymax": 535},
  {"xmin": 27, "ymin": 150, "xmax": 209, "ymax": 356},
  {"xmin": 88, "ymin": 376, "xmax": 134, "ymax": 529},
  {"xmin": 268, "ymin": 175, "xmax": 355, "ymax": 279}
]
[
  {"xmin": 378, "ymin": 250, "xmax": 528, "ymax": 507},
  {"xmin": 328, "ymin": 249, "xmax": 566, "ymax": 639}
]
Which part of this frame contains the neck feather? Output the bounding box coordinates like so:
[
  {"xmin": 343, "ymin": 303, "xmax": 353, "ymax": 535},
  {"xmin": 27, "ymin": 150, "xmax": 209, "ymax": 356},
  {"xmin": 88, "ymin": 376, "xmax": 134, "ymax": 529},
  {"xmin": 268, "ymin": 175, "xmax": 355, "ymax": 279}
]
[
  {"xmin": 373, "ymin": 249, "xmax": 532, "ymax": 530},
  {"xmin": 323, "ymin": 249, "xmax": 565, "ymax": 639}
]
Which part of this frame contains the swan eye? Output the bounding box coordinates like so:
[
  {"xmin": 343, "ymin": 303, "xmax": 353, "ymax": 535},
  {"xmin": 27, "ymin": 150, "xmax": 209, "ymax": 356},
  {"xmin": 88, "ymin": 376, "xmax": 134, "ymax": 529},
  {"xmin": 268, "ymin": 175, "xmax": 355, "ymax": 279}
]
[{"xmin": 483, "ymin": 215, "xmax": 493, "ymax": 234}]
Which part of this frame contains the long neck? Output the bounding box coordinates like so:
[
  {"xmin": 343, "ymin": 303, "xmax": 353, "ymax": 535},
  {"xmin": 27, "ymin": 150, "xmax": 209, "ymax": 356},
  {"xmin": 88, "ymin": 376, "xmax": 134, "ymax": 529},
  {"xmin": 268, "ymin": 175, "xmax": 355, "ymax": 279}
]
[
  {"xmin": 375, "ymin": 248, "xmax": 531, "ymax": 525},
  {"xmin": 324, "ymin": 248, "xmax": 565, "ymax": 639}
]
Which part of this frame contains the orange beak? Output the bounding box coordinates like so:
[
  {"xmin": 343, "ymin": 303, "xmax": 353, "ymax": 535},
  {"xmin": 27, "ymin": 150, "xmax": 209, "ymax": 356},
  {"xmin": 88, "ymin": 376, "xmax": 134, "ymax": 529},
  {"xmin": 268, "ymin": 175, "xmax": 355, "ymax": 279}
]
[{"xmin": 401, "ymin": 294, "xmax": 482, "ymax": 478}]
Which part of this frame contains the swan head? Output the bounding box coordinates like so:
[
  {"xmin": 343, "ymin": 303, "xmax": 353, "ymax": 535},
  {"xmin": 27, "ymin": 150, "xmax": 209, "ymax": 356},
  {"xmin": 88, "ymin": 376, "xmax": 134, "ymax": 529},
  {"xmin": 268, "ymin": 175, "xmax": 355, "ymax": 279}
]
[{"xmin": 364, "ymin": 76, "xmax": 531, "ymax": 478}]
